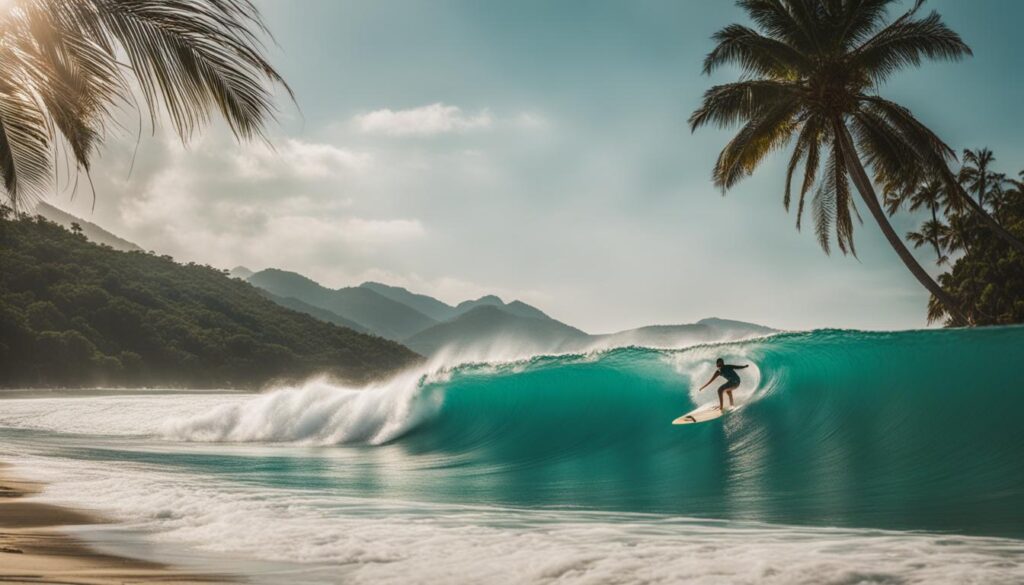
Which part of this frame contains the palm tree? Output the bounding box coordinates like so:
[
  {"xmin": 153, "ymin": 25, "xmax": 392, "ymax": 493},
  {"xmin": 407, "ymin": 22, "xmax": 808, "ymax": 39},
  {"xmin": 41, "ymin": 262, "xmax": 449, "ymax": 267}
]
[
  {"xmin": 906, "ymin": 219, "xmax": 947, "ymax": 265},
  {"xmin": 946, "ymin": 151, "xmax": 1024, "ymax": 250},
  {"xmin": 690, "ymin": 0, "xmax": 971, "ymax": 325},
  {"xmin": 959, "ymin": 148, "xmax": 995, "ymax": 208},
  {"xmin": 692, "ymin": 0, "xmax": 978, "ymax": 325},
  {"xmin": 889, "ymin": 178, "xmax": 948, "ymax": 264},
  {"xmin": 985, "ymin": 172, "xmax": 1010, "ymax": 220},
  {"xmin": 0, "ymin": 0, "xmax": 291, "ymax": 210}
]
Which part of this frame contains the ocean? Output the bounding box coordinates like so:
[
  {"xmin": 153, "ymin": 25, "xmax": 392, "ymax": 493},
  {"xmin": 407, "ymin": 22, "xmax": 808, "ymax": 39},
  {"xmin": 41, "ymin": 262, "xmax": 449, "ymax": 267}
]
[{"xmin": 3, "ymin": 327, "xmax": 1024, "ymax": 584}]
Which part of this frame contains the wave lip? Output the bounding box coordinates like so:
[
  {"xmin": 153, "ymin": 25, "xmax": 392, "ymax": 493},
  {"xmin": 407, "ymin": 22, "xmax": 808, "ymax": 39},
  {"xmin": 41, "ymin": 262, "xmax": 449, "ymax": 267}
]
[{"xmin": 163, "ymin": 372, "xmax": 437, "ymax": 445}]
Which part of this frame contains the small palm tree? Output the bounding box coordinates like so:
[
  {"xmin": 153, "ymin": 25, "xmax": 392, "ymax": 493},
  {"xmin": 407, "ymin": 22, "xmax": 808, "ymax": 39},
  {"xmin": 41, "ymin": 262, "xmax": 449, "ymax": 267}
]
[
  {"xmin": 0, "ymin": 0, "xmax": 291, "ymax": 209},
  {"xmin": 959, "ymin": 148, "xmax": 995, "ymax": 208},
  {"xmin": 985, "ymin": 172, "xmax": 1010, "ymax": 220},
  {"xmin": 890, "ymin": 178, "xmax": 948, "ymax": 265},
  {"xmin": 690, "ymin": 0, "xmax": 971, "ymax": 325},
  {"xmin": 69, "ymin": 221, "xmax": 83, "ymax": 236},
  {"xmin": 906, "ymin": 219, "xmax": 947, "ymax": 266},
  {"xmin": 944, "ymin": 149, "xmax": 1023, "ymax": 250}
]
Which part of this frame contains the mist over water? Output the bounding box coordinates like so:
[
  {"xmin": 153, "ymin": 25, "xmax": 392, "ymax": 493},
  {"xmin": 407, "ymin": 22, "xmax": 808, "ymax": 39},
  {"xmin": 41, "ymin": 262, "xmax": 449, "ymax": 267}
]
[{"xmin": 3, "ymin": 326, "xmax": 1024, "ymax": 583}]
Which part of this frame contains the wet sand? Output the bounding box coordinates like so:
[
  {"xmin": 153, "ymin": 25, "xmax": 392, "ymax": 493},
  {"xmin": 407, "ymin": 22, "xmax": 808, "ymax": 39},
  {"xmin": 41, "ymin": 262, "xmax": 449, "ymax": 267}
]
[{"xmin": 0, "ymin": 463, "xmax": 229, "ymax": 584}]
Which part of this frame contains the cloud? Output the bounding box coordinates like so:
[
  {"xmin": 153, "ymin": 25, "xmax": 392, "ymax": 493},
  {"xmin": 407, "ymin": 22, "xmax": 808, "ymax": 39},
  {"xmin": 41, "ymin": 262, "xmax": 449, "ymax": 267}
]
[
  {"xmin": 340, "ymin": 218, "xmax": 426, "ymax": 244},
  {"xmin": 231, "ymin": 138, "xmax": 372, "ymax": 180},
  {"xmin": 352, "ymin": 103, "xmax": 493, "ymax": 136}
]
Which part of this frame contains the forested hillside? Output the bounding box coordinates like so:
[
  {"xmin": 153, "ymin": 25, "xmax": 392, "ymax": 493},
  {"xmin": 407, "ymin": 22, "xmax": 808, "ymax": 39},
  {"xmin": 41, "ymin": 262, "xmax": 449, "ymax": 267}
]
[{"xmin": 0, "ymin": 213, "xmax": 420, "ymax": 388}]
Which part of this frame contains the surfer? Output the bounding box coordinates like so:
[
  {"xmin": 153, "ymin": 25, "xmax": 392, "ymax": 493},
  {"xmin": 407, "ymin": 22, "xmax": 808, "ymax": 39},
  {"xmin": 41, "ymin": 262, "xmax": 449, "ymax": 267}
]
[{"xmin": 698, "ymin": 358, "xmax": 748, "ymax": 411}]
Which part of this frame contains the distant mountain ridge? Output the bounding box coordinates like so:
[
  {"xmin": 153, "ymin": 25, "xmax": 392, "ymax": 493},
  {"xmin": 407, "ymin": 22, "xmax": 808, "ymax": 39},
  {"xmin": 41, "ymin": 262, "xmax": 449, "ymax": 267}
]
[
  {"xmin": 404, "ymin": 304, "xmax": 588, "ymax": 356},
  {"xmin": 248, "ymin": 269, "xmax": 438, "ymax": 341},
  {"xmin": 246, "ymin": 268, "xmax": 776, "ymax": 357},
  {"xmin": 359, "ymin": 281, "xmax": 458, "ymax": 322},
  {"xmin": 358, "ymin": 282, "xmax": 551, "ymax": 322},
  {"xmin": 34, "ymin": 202, "xmax": 141, "ymax": 252}
]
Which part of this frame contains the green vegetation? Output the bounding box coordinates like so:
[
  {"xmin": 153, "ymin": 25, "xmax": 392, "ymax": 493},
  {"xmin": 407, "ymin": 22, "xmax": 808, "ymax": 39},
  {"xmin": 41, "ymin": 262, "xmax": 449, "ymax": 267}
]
[
  {"xmin": 886, "ymin": 149, "xmax": 1024, "ymax": 326},
  {"xmin": 0, "ymin": 212, "xmax": 420, "ymax": 388}
]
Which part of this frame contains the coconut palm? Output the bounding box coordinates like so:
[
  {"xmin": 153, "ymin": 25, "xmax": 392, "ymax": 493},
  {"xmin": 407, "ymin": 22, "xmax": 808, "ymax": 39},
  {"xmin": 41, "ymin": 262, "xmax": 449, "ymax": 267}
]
[
  {"xmin": 0, "ymin": 0, "xmax": 291, "ymax": 209},
  {"xmin": 690, "ymin": 0, "xmax": 972, "ymax": 325},
  {"xmin": 906, "ymin": 219, "xmax": 947, "ymax": 265},
  {"xmin": 888, "ymin": 178, "xmax": 948, "ymax": 264},
  {"xmin": 959, "ymin": 148, "xmax": 995, "ymax": 208},
  {"xmin": 985, "ymin": 172, "xmax": 1010, "ymax": 220},
  {"xmin": 944, "ymin": 150, "xmax": 1024, "ymax": 249}
]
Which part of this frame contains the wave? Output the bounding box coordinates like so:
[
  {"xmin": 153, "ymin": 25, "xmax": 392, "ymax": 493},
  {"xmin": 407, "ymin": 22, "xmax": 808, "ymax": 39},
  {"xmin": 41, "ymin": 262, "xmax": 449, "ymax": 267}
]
[
  {"xmin": 163, "ymin": 326, "xmax": 1024, "ymax": 536},
  {"xmin": 3, "ymin": 326, "xmax": 1023, "ymax": 537}
]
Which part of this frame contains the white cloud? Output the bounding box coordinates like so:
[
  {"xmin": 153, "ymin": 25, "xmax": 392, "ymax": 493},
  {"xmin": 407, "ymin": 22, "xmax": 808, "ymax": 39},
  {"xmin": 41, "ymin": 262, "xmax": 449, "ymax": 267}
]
[
  {"xmin": 353, "ymin": 103, "xmax": 493, "ymax": 136},
  {"xmin": 232, "ymin": 138, "xmax": 372, "ymax": 180}
]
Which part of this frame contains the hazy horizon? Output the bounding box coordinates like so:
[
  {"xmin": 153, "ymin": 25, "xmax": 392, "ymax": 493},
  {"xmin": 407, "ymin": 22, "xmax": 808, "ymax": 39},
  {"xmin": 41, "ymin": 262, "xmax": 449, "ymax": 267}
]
[{"xmin": 37, "ymin": 0, "xmax": 1024, "ymax": 333}]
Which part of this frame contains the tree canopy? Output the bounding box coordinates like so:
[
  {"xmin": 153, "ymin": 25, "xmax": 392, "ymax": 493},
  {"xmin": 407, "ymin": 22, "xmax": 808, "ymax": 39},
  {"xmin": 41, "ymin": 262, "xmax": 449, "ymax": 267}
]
[{"xmin": 0, "ymin": 212, "xmax": 420, "ymax": 388}]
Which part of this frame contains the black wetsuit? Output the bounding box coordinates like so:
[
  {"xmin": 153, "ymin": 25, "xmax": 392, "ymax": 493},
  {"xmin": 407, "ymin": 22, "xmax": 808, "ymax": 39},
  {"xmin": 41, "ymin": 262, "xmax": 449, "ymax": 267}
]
[{"xmin": 718, "ymin": 365, "xmax": 741, "ymax": 389}]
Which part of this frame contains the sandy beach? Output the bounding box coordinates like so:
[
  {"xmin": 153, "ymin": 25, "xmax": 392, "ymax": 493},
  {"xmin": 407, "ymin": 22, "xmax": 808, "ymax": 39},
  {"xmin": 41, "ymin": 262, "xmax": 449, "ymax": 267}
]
[{"xmin": 0, "ymin": 463, "xmax": 227, "ymax": 585}]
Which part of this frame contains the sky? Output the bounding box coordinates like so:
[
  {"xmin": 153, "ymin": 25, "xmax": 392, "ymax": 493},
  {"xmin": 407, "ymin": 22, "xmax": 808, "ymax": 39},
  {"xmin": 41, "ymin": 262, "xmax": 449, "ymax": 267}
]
[{"xmin": 46, "ymin": 0, "xmax": 1024, "ymax": 333}]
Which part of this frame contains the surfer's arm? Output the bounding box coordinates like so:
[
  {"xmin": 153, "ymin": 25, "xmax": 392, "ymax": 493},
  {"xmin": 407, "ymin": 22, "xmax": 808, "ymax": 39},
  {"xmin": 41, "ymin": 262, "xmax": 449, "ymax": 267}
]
[
  {"xmin": 698, "ymin": 371, "xmax": 719, "ymax": 391},
  {"xmin": 731, "ymin": 364, "xmax": 749, "ymax": 369}
]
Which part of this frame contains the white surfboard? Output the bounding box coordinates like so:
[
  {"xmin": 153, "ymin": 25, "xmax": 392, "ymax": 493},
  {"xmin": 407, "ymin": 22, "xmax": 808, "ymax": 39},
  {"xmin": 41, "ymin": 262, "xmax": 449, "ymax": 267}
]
[{"xmin": 672, "ymin": 404, "xmax": 742, "ymax": 425}]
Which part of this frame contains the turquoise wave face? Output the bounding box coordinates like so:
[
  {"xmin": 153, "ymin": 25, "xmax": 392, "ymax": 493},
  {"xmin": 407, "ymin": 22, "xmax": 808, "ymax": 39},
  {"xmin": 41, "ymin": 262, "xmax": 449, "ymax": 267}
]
[{"xmin": 377, "ymin": 326, "xmax": 1024, "ymax": 536}]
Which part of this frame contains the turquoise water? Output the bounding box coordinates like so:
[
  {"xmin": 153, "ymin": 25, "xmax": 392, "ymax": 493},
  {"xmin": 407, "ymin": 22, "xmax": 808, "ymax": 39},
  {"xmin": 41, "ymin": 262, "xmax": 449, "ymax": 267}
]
[{"xmin": 3, "ymin": 326, "xmax": 1024, "ymax": 583}]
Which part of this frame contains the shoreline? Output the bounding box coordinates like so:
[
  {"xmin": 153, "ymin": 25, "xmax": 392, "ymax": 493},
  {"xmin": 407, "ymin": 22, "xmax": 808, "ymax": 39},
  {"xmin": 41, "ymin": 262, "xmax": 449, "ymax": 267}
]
[{"xmin": 0, "ymin": 462, "xmax": 230, "ymax": 585}]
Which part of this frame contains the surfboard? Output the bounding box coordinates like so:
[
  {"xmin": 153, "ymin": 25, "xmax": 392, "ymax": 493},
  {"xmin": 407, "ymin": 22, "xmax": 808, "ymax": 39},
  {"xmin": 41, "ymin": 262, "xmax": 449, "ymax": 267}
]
[{"xmin": 672, "ymin": 404, "xmax": 741, "ymax": 425}]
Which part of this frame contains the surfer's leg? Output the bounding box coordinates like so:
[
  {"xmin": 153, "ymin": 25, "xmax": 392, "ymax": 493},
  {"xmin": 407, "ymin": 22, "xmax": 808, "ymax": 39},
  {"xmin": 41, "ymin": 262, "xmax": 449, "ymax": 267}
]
[{"xmin": 718, "ymin": 382, "xmax": 738, "ymax": 410}]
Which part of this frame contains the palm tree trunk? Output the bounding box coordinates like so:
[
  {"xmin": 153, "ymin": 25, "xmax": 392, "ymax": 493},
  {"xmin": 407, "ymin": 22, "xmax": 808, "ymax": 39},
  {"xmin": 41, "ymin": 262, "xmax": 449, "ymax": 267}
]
[
  {"xmin": 835, "ymin": 122, "xmax": 969, "ymax": 326},
  {"xmin": 929, "ymin": 206, "xmax": 943, "ymax": 263}
]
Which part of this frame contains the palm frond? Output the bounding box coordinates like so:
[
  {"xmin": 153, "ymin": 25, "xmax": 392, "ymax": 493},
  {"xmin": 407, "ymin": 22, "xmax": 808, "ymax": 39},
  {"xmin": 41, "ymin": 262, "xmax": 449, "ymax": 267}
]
[
  {"xmin": 0, "ymin": 60, "xmax": 53, "ymax": 207},
  {"xmin": 852, "ymin": 8, "xmax": 971, "ymax": 83},
  {"xmin": 784, "ymin": 115, "xmax": 822, "ymax": 211},
  {"xmin": 812, "ymin": 164, "xmax": 836, "ymax": 254},
  {"xmin": 689, "ymin": 80, "xmax": 800, "ymax": 131},
  {"xmin": 858, "ymin": 96, "xmax": 955, "ymax": 168},
  {"xmin": 794, "ymin": 118, "xmax": 828, "ymax": 231},
  {"xmin": 814, "ymin": 138, "xmax": 857, "ymax": 255},
  {"xmin": 712, "ymin": 99, "xmax": 800, "ymax": 191},
  {"xmin": 0, "ymin": 0, "xmax": 290, "ymax": 208},
  {"xmin": 703, "ymin": 24, "xmax": 811, "ymax": 78},
  {"xmin": 834, "ymin": 0, "xmax": 900, "ymax": 48},
  {"xmin": 89, "ymin": 0, "xmax": 292, "ymax": 141},
  {"xmin": 849, "ymin": 108, "xmax": 921, "ymax": 198},
  {"xmin": 737, "ymin": 0, "xmax": 820, "ymax": 53}
]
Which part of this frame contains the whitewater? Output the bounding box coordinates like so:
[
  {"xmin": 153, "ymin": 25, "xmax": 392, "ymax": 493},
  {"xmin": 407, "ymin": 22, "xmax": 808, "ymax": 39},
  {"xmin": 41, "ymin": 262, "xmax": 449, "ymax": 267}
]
[{"xmin": 2, "ymin": 326, "xmax": 1023, "ymax": 584}]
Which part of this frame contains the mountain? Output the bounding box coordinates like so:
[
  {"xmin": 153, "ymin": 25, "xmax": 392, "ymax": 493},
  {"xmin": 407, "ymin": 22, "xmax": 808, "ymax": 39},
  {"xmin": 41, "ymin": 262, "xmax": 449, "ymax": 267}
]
[
  {"xmin": 251, "ymin": 270, "xmax": 775, "ymax": 358},
  {"xmin": 696, "ymin": 317, "xmax": 777, "ymax": 337},
  {"xmin": 499, "ymin": 300, "xmax": 550, "ymax": 320},
  {"xmin": 0, "ymin": 216, "xmax": 419, "ymax": 388},
  {"xmin": 452, "ymin": 294, "xmax": 504, "ymax": 315},
  {"xmin": 359, "ymin": 281, "xmax": 456, "ymax": 322},
  {"xmin": 359, "ymin": 283, "xmax": 552, "ymax": 322},
  {"xmin": 249, "ymin": 269, "xmax": 437, "ymax": 340},
  {"xmin": 230, "ymin": 266, "xmax": 255, "ymax": 280},
  {"xmin": 257, "ymin": 290, "xmax": 370, "ymax": 334},
  {"xmin": 593, "ymin": 319, "xmax": 777, "ymax": 349},
  {"xmin": 34, "ymin": 201, "xmax": 141, "ymax": 252},
  {"xmin": 404, "ymin": 305, "xmax": 589, "ymax": 357}
]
